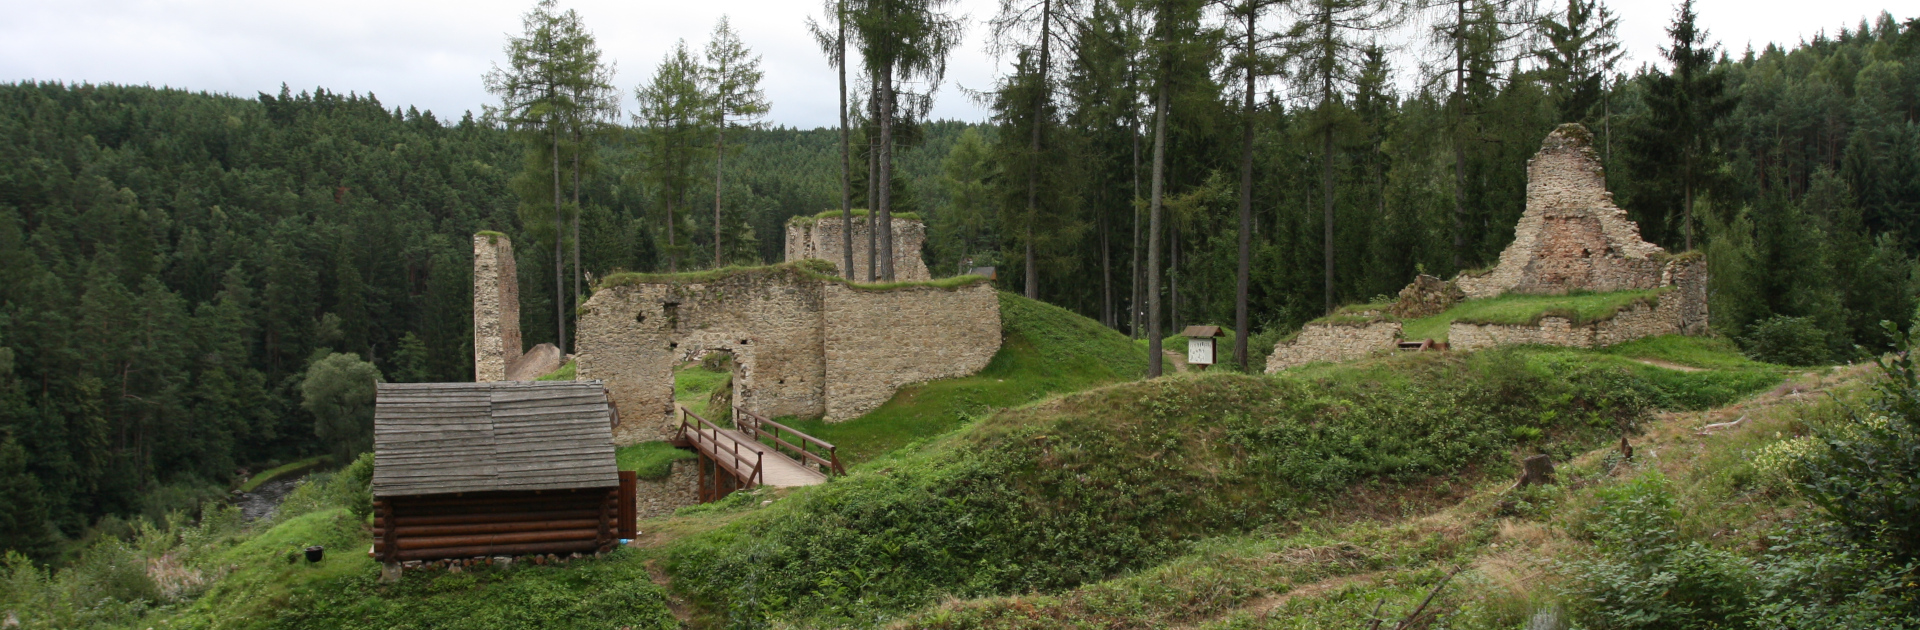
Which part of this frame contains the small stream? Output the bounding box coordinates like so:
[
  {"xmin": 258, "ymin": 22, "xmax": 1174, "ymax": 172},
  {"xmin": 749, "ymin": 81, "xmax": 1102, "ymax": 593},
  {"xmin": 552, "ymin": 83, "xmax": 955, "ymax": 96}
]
[{"xmin": 234, "ymin": 474, "xmax": 306, "ymax": 522}]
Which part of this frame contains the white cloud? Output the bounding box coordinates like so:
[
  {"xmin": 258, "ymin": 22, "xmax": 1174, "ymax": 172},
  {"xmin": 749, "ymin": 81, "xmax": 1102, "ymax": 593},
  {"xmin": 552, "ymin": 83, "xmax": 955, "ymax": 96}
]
[{"xmin": 0, "ymin": 0, "xmax": 1907, "ymax": 129}]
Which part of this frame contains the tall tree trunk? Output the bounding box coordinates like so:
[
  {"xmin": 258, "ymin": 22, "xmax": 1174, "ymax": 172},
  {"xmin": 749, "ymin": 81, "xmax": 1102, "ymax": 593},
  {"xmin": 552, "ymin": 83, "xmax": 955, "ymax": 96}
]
[
  {"xmin": 878, "ymin": 60, "xmax": 897, "ymax": 282},
  {"xmin": 667, "ymin": 197, "xmax": 677, "ymax": 273},
  {"xmin": 1235, "ymin": 8, "xmax": 1256, "ymax": 371},
  {"xmin": 1171, "ymin": 224, "xmax": 1180, "ymax": 331},
  {"xmin": 1322, "ymin": 123, "xmax": 1335, "ymax": 316},
  {"xmin": 553, "ymin": 124, "xmax": 566, "ymax": 352},
  {"xmin": 1131, "ymin": 105, "xmax": 1142, "ymax": 339},
  {"xmin": 1147, "ymin": 75, "xmax": 1170, "ymax": 378},
  {"xmin": 714, "ymin": 114, "xmax": 726, "ymax": 269},
  {"xmin": 867, "ymin": 73, "xmax": 879, "ymax": 282},
  {"xmin": 1449, "ymin": 0, "xmax": 1467, "ymax": 271},
  {"xmin": 1102, "ymin": 209, "xmax": 1112, "ymax": 328},
  {"xmin": 838, "ymin": 6, "xmax": 854, "ymax": 280},
  {"xmin": 572, "ymin": 146, "xmax": 581, "ymax": 345},
  {"xmin": 875, "ymin": 0, "xmax": 897, "ymax": 283},
  {"xmin": 1025, "ymin": 0, "xmax": 1054, "ymax": 300}
]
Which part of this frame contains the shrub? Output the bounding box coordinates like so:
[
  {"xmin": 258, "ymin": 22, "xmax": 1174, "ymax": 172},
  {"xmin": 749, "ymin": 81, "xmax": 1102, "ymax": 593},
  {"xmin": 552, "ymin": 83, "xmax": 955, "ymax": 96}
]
[
  {"xmin": 1740, "ymin": 315, "xmax": 1830, "ymax": 366},
  {"xmin": 1562, "ymin": 472, "xmax": 1754, "ymax": 629},
  {"xmin": 300, "ymin": 352, "xmax": 384, "ymax": 461},
  {"xmin": 1797, "ymin": 321, "xmax": 1920, "ymax": 562}
]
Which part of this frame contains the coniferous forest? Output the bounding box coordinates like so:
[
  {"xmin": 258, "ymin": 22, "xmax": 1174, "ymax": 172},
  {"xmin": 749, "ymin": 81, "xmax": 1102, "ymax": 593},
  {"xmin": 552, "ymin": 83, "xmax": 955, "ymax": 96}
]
[{"xmin": 2, "ymin": 0, "xmax": 1919, "ymax": 567}]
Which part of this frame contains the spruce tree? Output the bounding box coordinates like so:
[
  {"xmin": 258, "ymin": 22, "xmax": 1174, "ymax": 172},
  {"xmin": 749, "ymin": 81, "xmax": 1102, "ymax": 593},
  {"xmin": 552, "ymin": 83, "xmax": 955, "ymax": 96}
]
[{"xmin": 705, "ymin": 17, "xmax": 770, "ymax": 269}]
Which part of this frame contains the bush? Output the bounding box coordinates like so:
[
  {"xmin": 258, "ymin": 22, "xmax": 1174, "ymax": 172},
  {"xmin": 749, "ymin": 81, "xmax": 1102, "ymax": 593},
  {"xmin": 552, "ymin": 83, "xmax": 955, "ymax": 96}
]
[
  {"xmin": 1562, "ymin": 472, "xmax": 1754, "ymax": 629},
  {"xmin": 300, "ymin": 352, "xmax": 384, "ymax": 461},
  {"xmin": 1740, "ymin": 315, "xmax": 1830, "ymax": 366},
  {"xmin": 1797, "ymin": 321, "xmax": 1920, "ymax": 562}
]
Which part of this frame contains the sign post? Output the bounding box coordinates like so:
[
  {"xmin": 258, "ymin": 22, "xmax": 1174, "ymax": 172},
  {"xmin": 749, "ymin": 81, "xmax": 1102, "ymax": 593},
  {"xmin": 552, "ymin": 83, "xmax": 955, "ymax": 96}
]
[{"xmin": 1180, "ymin": 326, "xmax": 1224, "ymax": 371}]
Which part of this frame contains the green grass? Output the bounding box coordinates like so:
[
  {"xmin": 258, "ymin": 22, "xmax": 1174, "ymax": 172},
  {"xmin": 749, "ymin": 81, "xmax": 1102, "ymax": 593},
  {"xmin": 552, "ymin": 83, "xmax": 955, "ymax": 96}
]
[
  {"xmin": 792, "ymin": 208, "xmax": 925, "ymax": 223},
  {"xmin": 773, "ymin": 291, "xmax": 1148, "ymax": 466},
  {"xmin": 534, "ymin": 361, "xmax": 575, "ymax": 381},
  {"xmin": 236, "ymin": 456, "xmax": 328, "ymax": 493},
  {"xmin": 616, "ymin": 441, "xmax": 697, "ymax": 480},
  {"xmin": 596, "ymin": 258, "xmax": 988, "ymax": 293},
  {"xmin": 667, "ymin": 343, "xmax": 1732, "ymax": 626},
  {"xmin": 1398, "ymin": 288, "xmax": 1670, "ymax": 341}
]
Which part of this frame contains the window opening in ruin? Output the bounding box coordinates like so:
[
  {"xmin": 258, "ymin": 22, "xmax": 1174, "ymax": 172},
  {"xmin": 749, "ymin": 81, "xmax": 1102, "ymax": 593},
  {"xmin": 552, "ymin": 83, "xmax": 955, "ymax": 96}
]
[{"xmin": 635, "ymin": 312, "xmax": 646, "ymax": 324}]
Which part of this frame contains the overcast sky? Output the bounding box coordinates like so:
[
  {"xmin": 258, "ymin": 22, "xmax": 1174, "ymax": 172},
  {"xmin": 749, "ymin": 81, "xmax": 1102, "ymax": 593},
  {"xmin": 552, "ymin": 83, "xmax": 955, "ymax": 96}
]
[{"xmin": 1, "ymin": 0, "xmax": 1908, "ymax": 129}]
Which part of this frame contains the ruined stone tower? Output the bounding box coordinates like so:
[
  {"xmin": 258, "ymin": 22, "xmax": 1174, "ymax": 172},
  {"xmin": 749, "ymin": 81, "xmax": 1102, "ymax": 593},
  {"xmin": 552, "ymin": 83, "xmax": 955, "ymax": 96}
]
[
  {"xmin": 1453, "ymin": 123, "xmax": 1667, "ymax": 299},
  {"xmin": 785, "ymin": 213, "xmax": 931, "ymax": 281},
  {"xmin": 473, "ymin": 232, "xmax": 521, "ymax": 382}
]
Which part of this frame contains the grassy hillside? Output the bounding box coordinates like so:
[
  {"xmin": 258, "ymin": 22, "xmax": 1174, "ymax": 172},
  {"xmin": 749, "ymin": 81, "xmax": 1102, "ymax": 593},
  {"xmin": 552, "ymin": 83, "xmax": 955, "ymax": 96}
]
[
  {"xmin": 663, "ymin": 340, "xmax": 1787, "ymax": 626},
  {"xmin": 778, "ymin": 291, "xmax": 1148, "ymax": 464},
  {"xmin": 888, "ymin": 359, "xmax": 1915, "ymax": 629}
]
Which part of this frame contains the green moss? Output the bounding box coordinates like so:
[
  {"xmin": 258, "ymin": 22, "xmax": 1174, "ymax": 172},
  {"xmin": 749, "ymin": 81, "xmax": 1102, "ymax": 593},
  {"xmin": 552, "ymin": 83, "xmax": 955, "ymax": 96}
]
[
  {"xmin": 596, "ymin": 259, "xmax": 988, "ymax": 293},
  {"xmin": 597, "ymin": 260, "xmax": 838, "ymax": 288},
  {"xmin": 475, "ymin": 230, "xmax": 507, "ymax": 245},
  {"xmin": 1398, "ymin": 288, "xmax": 1670, "ymax": 341},
  {"xmin": 237, "ymin": 456, "xmax": 329, "ymax": 493},
  {"xmin": 534, "ymin": 361, "xmax": 575, "ymax": 381},
  {"xmin": 617, "ymin": 441, "xmax": 697, "ymax": 480},
  {"xmin": 791, "ymin": 208, "xmax": 926, "ymax": 226}
]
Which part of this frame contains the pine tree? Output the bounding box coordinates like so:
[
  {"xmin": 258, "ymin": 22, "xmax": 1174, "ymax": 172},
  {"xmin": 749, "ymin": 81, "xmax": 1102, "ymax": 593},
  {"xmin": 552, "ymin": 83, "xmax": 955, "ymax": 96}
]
[
  {"xmin": 634, "ymin": 41, "xmax": 714, "ymax": 273},
  {"xmin": 705, "ymin": 17, "xmax": 770, "ymax": 269},
  {"xmin": 851, "ymin": 0, "xmax": 965, "ymax": 281},
  {"xmin": 1536, "ymin": 0, "xmax": 1623, "ymax": 123}
]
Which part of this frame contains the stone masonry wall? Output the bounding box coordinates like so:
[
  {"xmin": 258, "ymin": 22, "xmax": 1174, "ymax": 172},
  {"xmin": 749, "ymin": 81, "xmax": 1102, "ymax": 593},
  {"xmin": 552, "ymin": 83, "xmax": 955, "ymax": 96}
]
[
  {"xmin": 1265, "ymin": 321, "xmax": 1403, "ymax": 373},
  {"xmin": 577, "ymin": 270, "xmax": 828, "ymax": 444},
  {"xmin": 822, "ymin": 283, "xmax": 1001, "ymax": 420},
  {"xmin": 1454, "ymin": 124, "xmax": 1667, "ymax": 299},
  {"xmin": 633, "ymin": 458, "xmax": 699, "ymax": 520},
  {"xmin": 576, "ymin": 266, "xmax": 1001, "ymax": 445},
  {"xmin": 785, "ymin": 216, "xmax": 931, "ymax": 281},
  {"xmin": 473, "ymin": 233, "xmax": 521, "ymax": 382}
]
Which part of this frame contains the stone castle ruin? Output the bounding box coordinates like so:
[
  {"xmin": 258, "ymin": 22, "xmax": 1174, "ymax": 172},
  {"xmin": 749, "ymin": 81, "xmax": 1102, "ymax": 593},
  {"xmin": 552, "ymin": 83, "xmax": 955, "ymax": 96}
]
[
  {"xmin": 785, "ymin": 213, "xmax": 930, "ymax": 281},
  {"xmin": 474, "ymin": 228, "xmax": 1001, "ymax": 446},
  {"xmin": 472, "ymin": 233, "xmax": 569, "ymax": 382},
  {"xmin": 1266, "ymin": 124, "xmax": 1709, "ymax": 372},
  {"xmin": 575, "ymin": 263, "xmax": 1000, "ymax": 445}
]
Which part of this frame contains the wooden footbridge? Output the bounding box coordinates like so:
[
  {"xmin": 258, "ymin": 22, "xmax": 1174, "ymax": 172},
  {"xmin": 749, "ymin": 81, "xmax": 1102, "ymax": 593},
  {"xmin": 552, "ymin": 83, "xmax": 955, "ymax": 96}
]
[{"xmin": 671, "ymin": 405, "xmax": 846, "ymax": 502}]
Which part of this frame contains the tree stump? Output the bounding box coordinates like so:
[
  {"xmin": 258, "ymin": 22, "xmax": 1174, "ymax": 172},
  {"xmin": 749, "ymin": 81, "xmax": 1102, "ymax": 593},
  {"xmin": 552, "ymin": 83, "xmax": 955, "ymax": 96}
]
[{"xmin": 1518, "ymin": 454, "xmax": 1555, "ymax": 487}]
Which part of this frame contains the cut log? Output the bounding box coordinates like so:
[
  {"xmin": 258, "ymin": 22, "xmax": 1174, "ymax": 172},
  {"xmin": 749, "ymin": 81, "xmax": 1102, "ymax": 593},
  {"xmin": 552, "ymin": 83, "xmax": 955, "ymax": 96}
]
[{"xmin": 1518, "ymin": 454, "xmax": 1555, "ymax": 487}]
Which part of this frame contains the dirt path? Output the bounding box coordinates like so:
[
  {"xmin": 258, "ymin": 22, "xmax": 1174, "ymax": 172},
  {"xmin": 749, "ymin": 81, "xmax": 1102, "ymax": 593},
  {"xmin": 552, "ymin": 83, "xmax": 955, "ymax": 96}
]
[
  {"xmin": 1631, "ymin": 358, "xmax": 1704, "ymax": 372},
  {"xmin": 645, "ymin": 559, "xmax": 695, "ymax": 624},
  {"xmin": 1171, "ymin": 570, "xmax": 1390, "ymax": 629}
]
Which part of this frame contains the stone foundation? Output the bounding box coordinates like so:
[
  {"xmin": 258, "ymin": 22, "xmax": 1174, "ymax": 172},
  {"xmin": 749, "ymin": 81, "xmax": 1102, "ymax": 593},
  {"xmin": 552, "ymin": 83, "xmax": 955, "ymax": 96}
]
[
  {"xmin": 785, "ymin": 214, "xmax": 930, "ymax": 281},
  {"xmin": 577, "ymin": 264, "xmax": 1001, "ymax": 445},
  {"xmin": 633, "ymin": 458, "xmax": 699, "ymax": 520},
  {"xmin": 1450, "ymin": 256, "xmax": 1710, "ymax": 351},
  {"xmin": 473, "ymin": 232, "xmax": 521, "ymax": 382},
  {"xmin": 1265, "ymin": 321, "xmax": 1403, "ymax": 372}
]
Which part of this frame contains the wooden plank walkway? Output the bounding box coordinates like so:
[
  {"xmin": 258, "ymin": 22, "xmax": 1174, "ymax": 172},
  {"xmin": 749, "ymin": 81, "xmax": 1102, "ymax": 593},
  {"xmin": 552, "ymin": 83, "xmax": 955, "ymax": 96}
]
[{"xmin": 707, "ymin": 428, "xmax": 826, "ymax": 487}]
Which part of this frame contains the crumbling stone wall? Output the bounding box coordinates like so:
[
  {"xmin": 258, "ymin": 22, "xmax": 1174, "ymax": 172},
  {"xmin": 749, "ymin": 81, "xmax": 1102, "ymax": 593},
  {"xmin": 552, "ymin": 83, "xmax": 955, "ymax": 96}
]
[
  {"xmin": 1454, "ymin": 124, "xmax": 1667, "ymax": 299},
  {"xmin": 785, "ymin": 215, "xmax": 931, "ymax": 281},
  {"xmin": 473, "ymin": 233, "xmax": 521, "ymax": 382},
  {"xmin": 1265, "ymin": 321, "xmax": 1403, "ymax": 373},
  {"xmin": 576, "ymin": 265, "xmax": 1000, "ymax": 444},
  {"xmin": 823, "ymin": 283, "xmax": 1001, "ymax": 420},
  {"xmin": 633, "ymin": 458, "xmax": 699, "ymax": 520},
  {"xmin": 576, "ymin": 267, "xmax": 829, "ymax": 444},
  {"xmin": 1391, "ymin": 275, "xmax": 1465, "ymax": 319}
]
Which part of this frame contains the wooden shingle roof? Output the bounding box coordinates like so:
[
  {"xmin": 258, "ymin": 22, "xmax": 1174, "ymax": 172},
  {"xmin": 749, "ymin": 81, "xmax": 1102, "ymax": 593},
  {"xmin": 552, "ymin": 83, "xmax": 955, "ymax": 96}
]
[{"xmin": 371, "ymin": 381, "xmax": 619, "ymax": 497}]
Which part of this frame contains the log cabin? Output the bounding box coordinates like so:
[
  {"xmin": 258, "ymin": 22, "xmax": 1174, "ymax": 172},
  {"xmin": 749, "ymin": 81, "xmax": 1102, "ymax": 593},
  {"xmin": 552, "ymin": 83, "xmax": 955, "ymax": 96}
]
[{"xmin": 369, "ymin": 381, "xmax": 637, "ymax": 568}]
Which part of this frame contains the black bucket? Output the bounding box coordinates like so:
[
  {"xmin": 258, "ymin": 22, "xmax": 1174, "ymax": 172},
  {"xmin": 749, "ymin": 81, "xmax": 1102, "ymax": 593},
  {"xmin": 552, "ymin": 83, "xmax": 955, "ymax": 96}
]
[{"xmin": 305, "ymin": 545, "xmax": 325, "ymax": 563}]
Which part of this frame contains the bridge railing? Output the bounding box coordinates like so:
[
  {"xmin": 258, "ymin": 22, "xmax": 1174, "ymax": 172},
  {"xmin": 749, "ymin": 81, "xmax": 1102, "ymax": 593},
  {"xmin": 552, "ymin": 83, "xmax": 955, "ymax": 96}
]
[
  {"xmin": 735, "ymin": 408, "xmax": 846, "ymax": 476},
  {"xmin": 676, "ymin": 404, "xmax": 763, "ymax": 488}
]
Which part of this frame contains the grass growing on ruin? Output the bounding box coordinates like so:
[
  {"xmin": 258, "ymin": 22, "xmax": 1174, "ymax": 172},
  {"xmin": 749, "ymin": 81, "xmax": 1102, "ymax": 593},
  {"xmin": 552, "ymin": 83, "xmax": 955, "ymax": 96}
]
[
  {"xmin": 1398, "ymin": 288, "xmax": 1670, "ymax": 341},
  {"xmin": 773, "ymin": 291, "xmax": 1148, "ymax": 465},
  {"xmin": 616, "ymin": 442, "xmax": 696, "ymax": 481},
  {"xmin": 793, "ymin": 207, "xmax": 925, "ymax": 223},
  {"xmin": 534, "ymin": 361, "xmax": 575, "ymax": 381}
]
